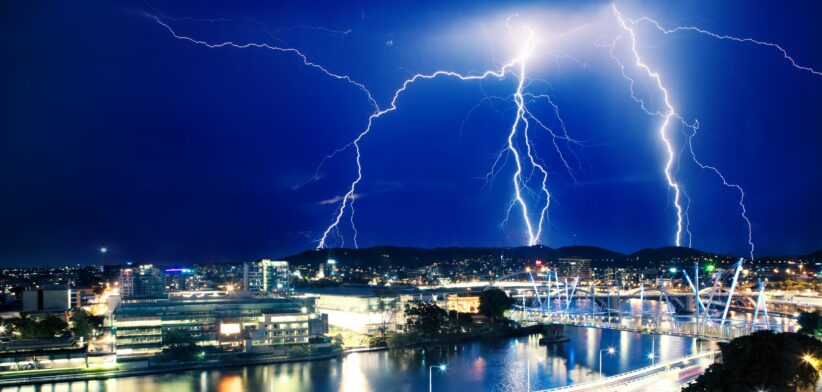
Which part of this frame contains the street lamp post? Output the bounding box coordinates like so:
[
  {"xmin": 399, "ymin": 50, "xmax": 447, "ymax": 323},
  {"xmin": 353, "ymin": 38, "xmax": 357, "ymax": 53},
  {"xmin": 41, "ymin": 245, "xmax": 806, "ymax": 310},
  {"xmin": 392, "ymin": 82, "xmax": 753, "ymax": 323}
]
[
  {"xmin": 599, "ymin": 347, "xmax": 616, "ymax": 377},
  {"xmin": 429, "ymin": 364, "xmax": 446, "ymax": 392},
  {"xmin": 648, "ymin": 337, "xmax": 660, "ymax": 366}
]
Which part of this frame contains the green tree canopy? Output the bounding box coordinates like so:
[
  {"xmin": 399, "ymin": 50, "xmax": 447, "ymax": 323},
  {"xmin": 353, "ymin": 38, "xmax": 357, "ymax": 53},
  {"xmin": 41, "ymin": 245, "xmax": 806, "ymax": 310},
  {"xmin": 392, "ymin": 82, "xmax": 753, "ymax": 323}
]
[
  {"xmin": 683, "ymin": 331, "xmax": 822, "ymax": 392},
  {"xmin": 479, "ymin": 289, "xmax": 514, "ymax": 322},
  {"xmin": 12, "ymin": 315, "xmax": 68, "ymax": 338},
  {"xmin": 404, "ymin": 301, "xmax": 448, "ymax": 336},
  {"xmin": 70, "ymin": 309, "xmax": 94, "ymax": 339},
  {"xmin": 797, "ymin": 311, "xmax": 822, "ymax": 337}
]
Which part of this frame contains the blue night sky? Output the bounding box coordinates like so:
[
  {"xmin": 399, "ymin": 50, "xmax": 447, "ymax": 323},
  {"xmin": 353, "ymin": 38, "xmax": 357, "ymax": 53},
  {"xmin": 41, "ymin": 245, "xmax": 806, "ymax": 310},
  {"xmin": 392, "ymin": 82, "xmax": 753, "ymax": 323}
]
[{"xmin": 1, "ymin": 1, "xmax": 820, "ymax": 265}]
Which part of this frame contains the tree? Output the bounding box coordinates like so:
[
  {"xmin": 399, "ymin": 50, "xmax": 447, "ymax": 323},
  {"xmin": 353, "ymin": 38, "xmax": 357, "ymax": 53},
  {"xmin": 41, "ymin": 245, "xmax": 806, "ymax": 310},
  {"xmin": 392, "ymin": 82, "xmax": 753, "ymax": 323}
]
[
  {"xmin": 38, "ymin": 316, "xmax": 69, "ymax": 338},
  {"xmin": 372, "ymin": 286, "xmax": 397, "ymax": 339},
  {"xmin": 70, "ymin": 309, "xmax": 94, "ymax": 340},
  {"xmin": 287, "ymin": 345, "xmax": 310, "ymax": 358},
  {"xmin": 683, "ymin": 331, "xmax": 822, "ymax": 392},
  {"xmin": 798, "ymin": 311, "xmax": 822, "ymax": 336},
  {"xmin": 12, "ymin": 315, "xmax": 68, "ymax": 338},
  {"xmin": 404, "ymin": 301, "xmax": 448, "ymax": 336},
  {"xmin": 479, "ymin": 289, "xmax": 514, "ymax": 322}
]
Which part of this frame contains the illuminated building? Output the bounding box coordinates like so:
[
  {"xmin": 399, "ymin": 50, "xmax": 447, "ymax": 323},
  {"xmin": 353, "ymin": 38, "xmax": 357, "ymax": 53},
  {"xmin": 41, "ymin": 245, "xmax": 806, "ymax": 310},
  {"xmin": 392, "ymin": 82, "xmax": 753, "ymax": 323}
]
[
  {"xmin": 112, "ymin": 295, "xmax": 325, "ymax": 357},
  {"xmin": 446, "ymin": 294, "xmax": 480, "ymax": 314},
  {"xmin": 316, "ymin": 259, "xmax": 338, "ymax": 279},
  {"xmin": 302, "ymin": 287, "xmax": 399, "ymax": 334},
  {"xmin": 557, "ymin": 258, "xmax": 593, "ymax": 280},
  {"xmin": 243, "ymin": 259, "xmax": 291, "ymax": 294},
  {"xmin": 164, "ymin": 268, "xmax": 195, "ymax": 291},
  {"xmin": 119, "ymin": 264, "xmax": 165, "ymax": 298},
  {"xmin": 0, "ymin": 337, "xmax": 114, "ymax": 371}
]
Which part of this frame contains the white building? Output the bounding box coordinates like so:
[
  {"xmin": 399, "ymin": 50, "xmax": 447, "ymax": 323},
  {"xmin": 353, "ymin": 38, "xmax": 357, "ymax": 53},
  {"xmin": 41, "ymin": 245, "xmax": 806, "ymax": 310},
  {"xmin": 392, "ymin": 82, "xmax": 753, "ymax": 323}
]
[
  {"xmin": 22, "ymin": 285, "xmax": 70, "ymax": 313},
  {"xmin": 244, "ymin": 259, "xmax": 291, "ymax": 294}
]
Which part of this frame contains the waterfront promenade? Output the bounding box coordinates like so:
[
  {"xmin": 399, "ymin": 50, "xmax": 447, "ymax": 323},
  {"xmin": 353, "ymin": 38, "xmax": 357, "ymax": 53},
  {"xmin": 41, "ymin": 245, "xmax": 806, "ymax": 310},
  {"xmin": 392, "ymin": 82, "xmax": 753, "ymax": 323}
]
[{"xmin": 537, "ymin": 351, "xmax": 717, "ymax": 392}]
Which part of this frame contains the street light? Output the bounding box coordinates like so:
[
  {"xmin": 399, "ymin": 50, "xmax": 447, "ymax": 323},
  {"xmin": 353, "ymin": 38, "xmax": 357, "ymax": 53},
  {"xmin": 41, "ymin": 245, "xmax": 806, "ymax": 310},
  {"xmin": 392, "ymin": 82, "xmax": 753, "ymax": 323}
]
[
  {"xmin": 429, "ymin": 364, "xmax": 447, "ymax": 392},
  {"xmin": 648, "ymin": 336, "xmax": 660, "ymax": 366},
  {"xmin": 599, "ymin": 347, "xmax": 616, "ymax": 377}
]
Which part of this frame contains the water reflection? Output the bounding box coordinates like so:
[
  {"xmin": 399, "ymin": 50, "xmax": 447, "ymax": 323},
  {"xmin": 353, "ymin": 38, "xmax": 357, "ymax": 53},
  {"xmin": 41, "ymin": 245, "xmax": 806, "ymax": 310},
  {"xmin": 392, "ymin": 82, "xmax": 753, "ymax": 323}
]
[{"xmin": 2, "ymin": 326, "xmax": 713, "ymax": 392}]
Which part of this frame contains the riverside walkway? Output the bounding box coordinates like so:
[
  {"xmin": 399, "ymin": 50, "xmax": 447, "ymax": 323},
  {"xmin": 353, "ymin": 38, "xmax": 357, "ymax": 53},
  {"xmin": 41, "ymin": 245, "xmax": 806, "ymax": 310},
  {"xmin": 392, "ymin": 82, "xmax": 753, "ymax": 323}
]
[{"xmin": 536, "ymin": 350, "xmax": 717, "ymax": 392}]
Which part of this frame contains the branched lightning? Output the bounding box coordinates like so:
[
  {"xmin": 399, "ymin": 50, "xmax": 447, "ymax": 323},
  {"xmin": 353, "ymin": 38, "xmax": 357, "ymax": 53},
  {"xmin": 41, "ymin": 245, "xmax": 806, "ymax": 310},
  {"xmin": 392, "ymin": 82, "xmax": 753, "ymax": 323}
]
[
  {"xmin": 684, "ymin": 123, "xmax": 755, "ymax": 259},
  {"xmin": 316, "ymin": 23, "xmax": 558, "ymax": 248},
  {"xmin": 151, "ymin": 9, "xmax": 588, "ymax": 249},
  {"xmin": 147, "ymin": 4, "xmax": 808, "ymax": 257},
  {"xmin": 610, "ymin": 6, "xmax": 687, "ymax": 249},
  {"xmin": 607, "ymin": 5, "xmax": 821, "ymax": 259},
  {"xmin": 630, "ymin": 16, "xmax": 822, "ymax": 77}
]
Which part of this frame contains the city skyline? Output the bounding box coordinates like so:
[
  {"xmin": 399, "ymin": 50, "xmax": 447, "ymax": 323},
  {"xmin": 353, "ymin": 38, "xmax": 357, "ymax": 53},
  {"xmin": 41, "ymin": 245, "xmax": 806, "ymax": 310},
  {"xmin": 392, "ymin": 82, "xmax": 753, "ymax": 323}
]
[{"xmin": 2, "ymin": 0, "xmax": 820, "ymax": 265}]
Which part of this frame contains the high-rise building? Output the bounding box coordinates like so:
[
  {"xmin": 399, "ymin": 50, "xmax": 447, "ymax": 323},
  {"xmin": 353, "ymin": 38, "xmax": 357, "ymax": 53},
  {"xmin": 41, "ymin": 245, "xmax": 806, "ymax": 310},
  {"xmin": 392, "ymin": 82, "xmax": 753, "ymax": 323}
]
[
  {"xmin": 316, "ymin": 259, "xmax": 338, "ymax": 279},
  {"xmin": 119, "ymin": 264, "xmax": 165, "ymax": 298},
  {"xmin": 22, "ymin": 285, "xmax": 71, "ymax": 313},
  {"xmin": 243, "ymin": 259, "xmax": 291, "ymax": 294},
  {"xmin": 557, "ymin": 258, "xmax": 593, "ymax": 280},
  {"xmin": 164, "ymin": 267, "xmax": 196, "ymax": 291}
]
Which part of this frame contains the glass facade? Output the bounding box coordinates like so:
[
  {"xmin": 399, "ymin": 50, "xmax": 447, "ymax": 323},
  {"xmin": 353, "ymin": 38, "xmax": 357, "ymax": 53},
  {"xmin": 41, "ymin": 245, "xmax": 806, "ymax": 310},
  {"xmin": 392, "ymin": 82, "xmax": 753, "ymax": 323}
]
[{"xmin": 113, "ymin": 296, "xmax": 323, "ymax": 357}]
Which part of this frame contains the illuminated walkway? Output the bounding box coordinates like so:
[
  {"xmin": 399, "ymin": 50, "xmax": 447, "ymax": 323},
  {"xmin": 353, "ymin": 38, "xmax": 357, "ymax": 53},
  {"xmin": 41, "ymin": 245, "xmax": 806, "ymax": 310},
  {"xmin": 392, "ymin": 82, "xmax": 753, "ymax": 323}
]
[{"xmin": 536, "ymin": 351, "xmax": 717, "ymax": 392}]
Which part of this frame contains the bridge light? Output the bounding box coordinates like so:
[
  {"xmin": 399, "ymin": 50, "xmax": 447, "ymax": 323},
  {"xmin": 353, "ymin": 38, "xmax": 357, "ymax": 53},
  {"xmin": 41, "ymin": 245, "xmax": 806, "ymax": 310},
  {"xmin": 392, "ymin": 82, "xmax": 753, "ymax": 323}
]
[{"xmin": 668, "ymin": 267, "xmax": 677, "ymax": 274}]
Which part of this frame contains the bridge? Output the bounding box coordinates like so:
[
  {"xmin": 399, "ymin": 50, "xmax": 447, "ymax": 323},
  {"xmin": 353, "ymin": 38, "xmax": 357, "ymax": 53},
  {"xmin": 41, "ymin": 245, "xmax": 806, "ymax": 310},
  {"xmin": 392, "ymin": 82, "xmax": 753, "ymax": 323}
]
[
  {"xmin": 423, "ymin": 259, "xmax": 809, "ymax": 339},
  {"xmin": 536, "ymin": 351, "xmax": 718, "ymax": 392}
]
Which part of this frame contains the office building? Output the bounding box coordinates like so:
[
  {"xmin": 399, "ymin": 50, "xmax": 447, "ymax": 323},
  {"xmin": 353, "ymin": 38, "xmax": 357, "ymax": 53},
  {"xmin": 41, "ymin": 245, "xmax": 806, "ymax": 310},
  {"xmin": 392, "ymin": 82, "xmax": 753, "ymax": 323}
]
[
  {"xmin": 164, "ymin": 267, "xmax": 196, "ymax": 291},
  {"xmin": 243, "ymin": 259, "xmax": 291, "ymax": 294},
  {"xmin": 557, "ymin": 258, "xmax": 593, "ymax": 280},
  {"xmin": 112, "ymin": 295, "xmax": 326, "ymax": 357},
  {"xmin": 301, "ymin": 287, "xmax": 399, "ymax": 334},
  {"xmin": 22, "ymin": 285, "xmax": 71, "ymax": 313},
  {"xmin": 119, "ymin": 264, "xmax": 165, "ymax": 298},
  {"xmin": 316, "ymin": 259, "xmax": 338, "ymax": 279}
]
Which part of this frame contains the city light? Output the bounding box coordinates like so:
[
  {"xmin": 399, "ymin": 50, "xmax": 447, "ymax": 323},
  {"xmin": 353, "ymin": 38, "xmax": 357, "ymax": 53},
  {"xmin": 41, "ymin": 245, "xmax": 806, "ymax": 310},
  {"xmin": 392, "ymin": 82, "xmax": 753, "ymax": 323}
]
[{"xmin": 1, "ymin": 2, "xmax": 818, "ymax": 391}]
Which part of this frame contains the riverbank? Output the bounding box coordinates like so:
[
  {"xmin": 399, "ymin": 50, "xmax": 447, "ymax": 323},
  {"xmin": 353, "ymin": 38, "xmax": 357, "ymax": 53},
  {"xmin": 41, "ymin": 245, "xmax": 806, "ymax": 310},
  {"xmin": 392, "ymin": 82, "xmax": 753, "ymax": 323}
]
[
  {"xmin": 0, "ymin": 324, "xmax": 548, "ymax": 387},
  {"xmin": 0, "ymin": 325, "xmax": 706, "ymax": 392},
  {"xmin": 385, "ymin": 323, "xmax": 548, "ymax": 349},
  {"xmin": 0, "ymin": 350, "xmax": 344, "ymax": 388}
]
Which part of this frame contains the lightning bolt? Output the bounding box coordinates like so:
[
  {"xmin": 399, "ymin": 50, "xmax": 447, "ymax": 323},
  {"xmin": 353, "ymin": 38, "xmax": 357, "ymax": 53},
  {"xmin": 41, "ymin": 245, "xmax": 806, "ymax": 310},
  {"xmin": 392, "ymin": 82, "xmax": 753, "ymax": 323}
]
[
  {"xmin": 629, "ymin": 15, "xmax": 822, "ymax": 77},
  {"xmin": 608, "ymin": 5, "xmax": 822, "ymax": 260},
  {"xmin": 610, "ymin": 6, "xmax": 687, "ymax": 248},
  {"xmin": 318, "ymin": 22, "xmax": 553, "ymax": 248},
  {"xmin": 684, "ymin": 122, "xmax": 755, "ymax": 259},
  {"xmin": 611, "ymin": 6, "xmax": 822, "ymax": 259},
  {"xmin": 149, "ymin": 10, "xmax": 586, "ymax": 249},
  {"xmin": 614, "ymin": 10, "xmax": 822, "ymax": 258}
]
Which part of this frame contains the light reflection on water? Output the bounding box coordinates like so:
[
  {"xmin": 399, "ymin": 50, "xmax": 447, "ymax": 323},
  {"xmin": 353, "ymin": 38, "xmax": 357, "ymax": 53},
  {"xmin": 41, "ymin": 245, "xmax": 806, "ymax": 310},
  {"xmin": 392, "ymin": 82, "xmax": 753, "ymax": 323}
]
[{"xmin": 1, "ymin": 326, "xmax": 712, "ymax": 392}]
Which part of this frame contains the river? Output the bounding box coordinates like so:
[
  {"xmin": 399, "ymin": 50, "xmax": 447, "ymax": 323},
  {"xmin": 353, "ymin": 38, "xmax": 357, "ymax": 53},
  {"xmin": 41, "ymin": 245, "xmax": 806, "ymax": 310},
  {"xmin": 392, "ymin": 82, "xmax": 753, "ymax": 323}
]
[{"xmin": 2, "ymin": 325, "xmax": 713, "ymax": 392}]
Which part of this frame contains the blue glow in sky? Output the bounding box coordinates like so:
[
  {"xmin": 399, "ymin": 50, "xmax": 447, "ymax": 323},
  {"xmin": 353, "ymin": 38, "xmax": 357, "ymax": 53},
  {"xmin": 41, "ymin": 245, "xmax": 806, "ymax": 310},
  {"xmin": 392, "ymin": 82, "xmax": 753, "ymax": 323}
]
[{"xmin": 1, "ymin": 0, "xmax": 820, "ymax": 265}]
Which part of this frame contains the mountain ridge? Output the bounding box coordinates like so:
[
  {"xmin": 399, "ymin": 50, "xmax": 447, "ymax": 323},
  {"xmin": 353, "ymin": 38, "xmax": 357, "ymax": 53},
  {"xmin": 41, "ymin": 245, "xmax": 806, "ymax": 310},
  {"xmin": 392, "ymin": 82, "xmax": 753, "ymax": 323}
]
[{"xmin": 280, "ymin": 245, "xmax": 821, "ymax": 269}]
